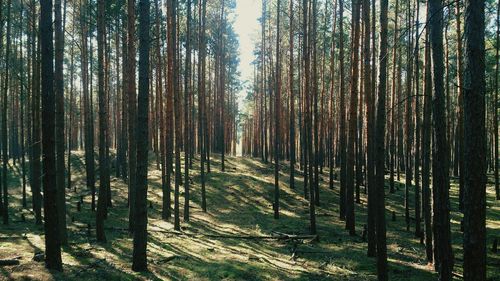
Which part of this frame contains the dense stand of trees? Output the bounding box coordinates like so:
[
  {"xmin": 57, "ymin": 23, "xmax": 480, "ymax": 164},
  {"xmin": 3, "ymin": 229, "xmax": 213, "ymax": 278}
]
[
  {"xmin": 0, "ymin": 0, "xmax": 496, "ymax": 279},
  {"xmin": 240, "ymin": 0, "xmax": 497, "ymax": 279},
  {"xmin": 0, "ymin": 0, "xmax": 241, "ymax": 272}
]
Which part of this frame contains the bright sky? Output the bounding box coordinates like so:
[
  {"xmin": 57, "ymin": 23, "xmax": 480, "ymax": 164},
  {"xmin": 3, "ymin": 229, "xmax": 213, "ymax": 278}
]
[{"xmin": 234, "ymin": 0, "xmax": 261, "ymax": 108}]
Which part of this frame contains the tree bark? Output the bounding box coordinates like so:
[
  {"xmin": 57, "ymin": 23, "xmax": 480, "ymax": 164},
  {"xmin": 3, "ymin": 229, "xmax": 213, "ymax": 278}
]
[
  {"xmin": 127, "ymin": 0, "xmax": 138, "ymax": 231},
  {"xmin": 96, "ymin": 0, "xmax": 109, "ymax": 243},
  {"xmin": 273, "ymin": 0, "xmax": 281, "ymax": 220},
  {"xmin": 362, "ymin": 0, "xmax": 376, "ymax": 257},
  {"xmin": 1, "ymin": 0, "xmax": 12, "ymax": 225},
  {"xmin": 375, "ymin": 0, "xmax": 389, "ymax": 277},
  {"xmin": 338, "ymin": 0, "xmax": 346, "ymax": 220},
  {"xmin": 422, "ymin": 23, "xmax": 433, "ymax": 263},
  {"xmin": 54, "ymin": 0, "xmax": 67, "ymax": 245},
  {"xmin": 132, "ymin": 0, "xmax": 150, "ymax": 272},
  {"xmin": 183, "ymin": 0, "xmax": 191, "ymax": 222},
  {"xmin": 41, "ymin": 0, "xmax": 63, "ymax": 270},
  {"xmin": 429, "ymin": 0, "xmax": 454, "ymax": 278},
  {"xmin": 346, "ymin": 0, "xmax": 361, "ymax": 236},
  {"xmin": 462, "ymin": 0, "xmax": 486, "ymax": 279}
]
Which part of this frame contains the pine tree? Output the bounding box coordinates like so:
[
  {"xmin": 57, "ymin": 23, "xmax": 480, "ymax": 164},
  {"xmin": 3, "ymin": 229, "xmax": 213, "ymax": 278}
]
[
  {"xmin": 429, "ymin": 0, "xmax": 454, "ymax": 278},
  {"xmin": 40, "ymin": 0, "xmax": 63, "ymax": 270},
  {"xmin": 462, "ymin": 0, "xmax": 486, "ymax": 279},
  {"xmin": 132, "ymin": 0, "xmax": 150, "ymax": 271},
  {"xmin": 96, "ymin": 0, "xmax": 109, "ymax": 243}
]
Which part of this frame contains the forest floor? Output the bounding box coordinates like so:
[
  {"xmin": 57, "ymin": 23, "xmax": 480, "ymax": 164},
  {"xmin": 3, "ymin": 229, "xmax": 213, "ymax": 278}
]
[{"xmin": 0, "ymin": 151, "xmax": 499, "ymax": 281}]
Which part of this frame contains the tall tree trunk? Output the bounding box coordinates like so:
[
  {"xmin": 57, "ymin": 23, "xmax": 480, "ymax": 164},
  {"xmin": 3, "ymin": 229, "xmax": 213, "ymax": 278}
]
[
  {"xmin": 96, "ymin": 0, "xmax": 109, "ymax": 243},
  {"xmin": 363, "ymin": 0, "xmax": 376, "ymax": 257},
  {"xmin": 455, "ymin": 0, "xmax": 465, "ymax": 210},
  {"xmin": 20, "ymin": 9, "xmax": 27, "ymax": 210},
  {"xmin": 183, "ymin": 0, "xmax": 191, "ymax": 222},
  {"xmin": 31, "ymin": 0, "xmax": 42, "ymax": 224},
  {"xmin": 41, "ymin": 0, "xmax": 63, "ymax": 270},
  {"xmin": 414, "ymin": 0, "xmax": 421, "ymax": 238},
  {"xmin": 302, "ymin": 0, "xmax": 316, "ymax": 235},
  {"xmin": 289, "ymin": 0, "xmax": 295, "ymax": 191},
  {"xmin": 132, "ymin": 0, "xmax": 150, "ymax": 271},
  {"xmin": 54, "ymin": 0, "xmax": 67, "ymax": 245},
  {"xmin": 164, "ymin": 0, "xmax": 174, "ymax": 220},
  {"xmin": 67, "ymin": 38, "xmax": 75, "ymax": 191},
  {"xmin": 462, "ymin": 0, "xmax": 486, "ymax": 279},
  {"xmin": 389, "ymin": 0, "xmax": 399, "ymax": 194},
  {"xmin": 198, "ymin": 0, "xmax": 208, "ymax": 213},
  {"xmin": 81, "ymin": 0, "xmax": 96, "ymax": 213},
  {"xmin": 0, "ymin": 0, "xmax": 4, "ymax": 219},
  {"xmin": 404, "ymin": 0, "xmax": 414, "ymax": 232},
  {"xmin": 328, "ymin": 0, "xmax": 338, "ymax": 192},
  {"xmin": 429, "ymin": 0, "xmax": 454, "ymax": 278},
  {"xmin": 375, "ymin": 0, "xmax": 389, "ymax": 277},
  {"xmin": 1, "ymin": 0, "xmax": 12, "ymax": 225},
  {"xmin": 338, "ymin": 0, "xmax": 346, "ymax": 219},
  {"xmin": 127, "ymin": 0, "xmax": 138, "ymax": 231},
  {"xmin": 495, "ymin": 0, "xmax": 500, "ymax": 200},
  {"xmin": 312, "ymin": 0, "xmax": 320, "ymax": 207},
  {"xmin": 422, "ymin": 23, "xmax": 433, "ymax": 263},
  {"xmin": 346, "ymin": 0, "xmax": 361, "ymax": 236},
  {"xmin": 168, "ymin": 0, "xmax": 181, "ymax": 231},
  {"xmin": 273, "ymin": 0, "xmax": 281, "ymax": 220}
]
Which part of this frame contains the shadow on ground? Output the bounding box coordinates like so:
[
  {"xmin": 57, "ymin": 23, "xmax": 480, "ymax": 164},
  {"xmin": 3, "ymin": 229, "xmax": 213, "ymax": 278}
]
[{"xmin": 0, "ymin": 151, "xmax": 498, "ymax": 280}]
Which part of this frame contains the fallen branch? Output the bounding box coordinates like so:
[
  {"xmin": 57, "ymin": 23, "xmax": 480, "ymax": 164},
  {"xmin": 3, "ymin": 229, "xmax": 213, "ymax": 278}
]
[
  {"xmin": 0, "ymin": 257, "xmax": 21, "ymax": 266},
  {"xmin": 154, "ymin": 255, "xmax": 187, "ymax": 264},
  {"xmin": 76, "ymin": 225, "xmax": 318, "ymax": 241},
  {"xmin": 0, "ymin": 235, "xmax": 27, "ymax": 240}
]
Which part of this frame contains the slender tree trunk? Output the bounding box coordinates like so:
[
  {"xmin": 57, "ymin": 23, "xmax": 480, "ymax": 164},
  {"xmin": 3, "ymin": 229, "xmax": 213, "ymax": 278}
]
[
  {"xmin": 462, "ymin": 0, "xmax": 486, "ymax": 279},
  {"xmin": 55, "ymin": 0, "xmax": 67, "ymax": 245},
  {"xmin": 198, "ymin": 0, "xmax": 208, "ymax": 213},
  {"xmin": 338, "ymin": 0, "xmax": 346, "ymax": 220},
  {"xmin": 164, "ymin": 0, "xmax": 174, "ymax": 220},
  {"xmin": 41, "ymin": 0, "xmax": 62, "ymax": 270},
  {"xmin": 302, "ymin": 0, "xmax": 316, "ymax": 235},
  {"xmin": 273, "ymin": 0, "xmax": 281, "ymax": 219},
  {"xmin": 404, "ymin": 0, "xmax": 414, "ymax": 233},
  {"xmin": 127, "ymin": 0, "xmax": 138, "ymax": 231},
  {"xmin": 375, "ymin": 0, "xmax": 389, "ymax": 277},
  {"xmin": 81, "ymin": 0, "xmax": 95, "ymax": 213},
  {"xmin": 96, "ymin": 0, "xmax": 109, "ymax": 243},
  {"xmin": 363, "ymin": 0, "xmax": 376, "ymax": 257},
  {"xmin": 346, "ymin": 0, "xmax": 361, "ymax": 236},
  {"xmin": 312, "ymin": 0, "xmax": 320, "ymax": 207},
  {"xmin": 422, "ymin": 24, "xmax": 433, "ymax": 263},
  {"xmin": 289, "ymin": 0, "xmax": 295, "ymax": 191},
  {"xmin": 31, "ymin": 0, "xmax": 42, "ymax": 224},
  {"xmin": 183, "ymin": 0, "xmax": 191, "ymax": 222},
  {"xmin": 1, "ymin": 0, "xmax": 12, "ymax": 225},
  {"xmin": 495, "ymin": 0, "xmax": 500, "ymax": 200},
  {"xmin": 328, "ymin": 0, "xmax": 338, "ymax": 192},
  {"xmin": 67, "ymin": 40, "xmax": 75, "ymax": 191},
  {"xmin": 429, "ymin": 0, "xmax": 454, "ymax": 278},
  {"xmin": 20, "ymin": 10, "xmax": 27, "ymax": 210},
  {"xmin": 0, "ymin": 0, "xmax": 4, "ymax": 219},
  {"xmin": 414, "ymin": 0, "xmax": 421, "ymax": 238},
  {"xmin": 168, "ymin": 0, "xmax": 181, "ymax": 231},
  {"xmin": 132, "ymin": 0, "xmax": 150, "ymax": 271},
  {"xmin": 389, "ymin": 0, "xmax": 399, "ymax": 194},
  {"xmin": 455, "ymin": 0, "xmax": 465, "ymax": 210}
]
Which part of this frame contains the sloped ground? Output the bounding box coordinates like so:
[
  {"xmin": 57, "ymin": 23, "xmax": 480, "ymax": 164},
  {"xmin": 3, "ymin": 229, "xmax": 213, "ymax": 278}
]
[{"xmin": 0, "ymin": 151, "xmax": 498, "ymax": 280}]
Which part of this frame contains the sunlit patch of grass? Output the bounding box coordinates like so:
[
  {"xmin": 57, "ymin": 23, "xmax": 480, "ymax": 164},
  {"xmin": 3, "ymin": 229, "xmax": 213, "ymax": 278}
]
[{"xmin": 0, "ymin": 151, "xmax": 498, "ymax": 280}]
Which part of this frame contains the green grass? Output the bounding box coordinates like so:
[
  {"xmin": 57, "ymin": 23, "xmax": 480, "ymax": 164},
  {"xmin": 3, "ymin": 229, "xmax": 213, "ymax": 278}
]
[{"xmin": 0, "ymin": 151, "xmax": 498, "ymax": 280}]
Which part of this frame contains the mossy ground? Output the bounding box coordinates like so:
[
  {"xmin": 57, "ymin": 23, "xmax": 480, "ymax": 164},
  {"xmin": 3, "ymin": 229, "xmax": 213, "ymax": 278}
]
[{"xmin": 0, "ymin": 151, "xmax": 499, "ymax": 280}]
